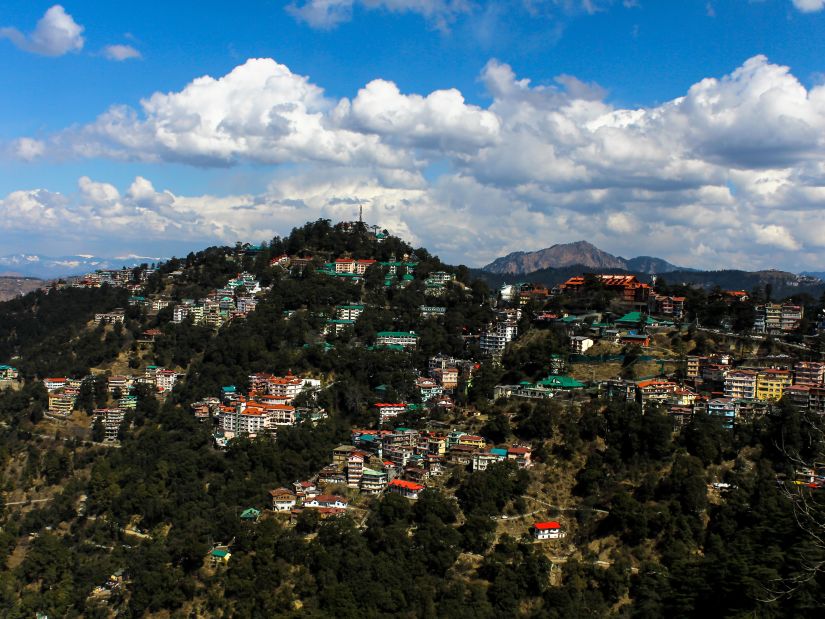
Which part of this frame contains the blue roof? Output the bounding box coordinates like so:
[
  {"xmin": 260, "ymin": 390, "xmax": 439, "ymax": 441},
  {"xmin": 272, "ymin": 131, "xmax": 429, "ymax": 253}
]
[{"xmin": 490, "ymin": 448, "xmax": 508, "ymax": 457}]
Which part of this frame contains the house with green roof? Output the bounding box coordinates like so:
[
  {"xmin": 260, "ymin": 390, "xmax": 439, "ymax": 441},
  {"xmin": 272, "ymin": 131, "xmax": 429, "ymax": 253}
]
[
  {"xmin": 209, "ymin": 547, "xmax": 231, "ymax": 567},
  {"xmin": 240, "ymin": 508, "xmax": 261, "ymax": 522},
  {"xmin": 536, "ymin": 375, "xmax": 585, "ymax": 390}
]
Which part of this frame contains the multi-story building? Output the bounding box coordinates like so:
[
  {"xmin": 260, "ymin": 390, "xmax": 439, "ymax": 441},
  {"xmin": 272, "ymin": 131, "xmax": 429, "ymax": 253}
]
[
  {"xmin": 376, "ymin": 331, "xmax": 419, "ymax": 348},
  {"xmin": 43, "ymin": 377, "xmax": 68, "ymax": 392},
  {"xmin": 479, "ymin": 321, "xmax": 518, "ymax": 355},
  {"xmin": 269, "ymin": 487, "xmax": 297, "ymax": 512},
  {"xmin": 809, "ymin": 387, "xmax": 825, "ymax": 415},
  {"xmin": 48, "ymin": 392, "xmax": 76, "ymax": 414},
  {"xmin": 431, "ymin": 367, "xmax": 459, "ymax": 389},
  {"xmin": 785, "ymin": 385, "xmax": 811, "ymax": 410},
  {"xmin": 756, "ymin": 369, "xmax": 792, "ymax": 401},
  {"xmin": 755, "ymin": 303, "xmax": 804, "ymax": 333},
  {"xmin": 376, "ymin": 402, "xmax": 407, "ymax": 425},
  {"xmin": 416, "ymin": 377, "xmax": 442, "ymax": 402},
  {"xmin": 359, "ymin": 468, "xmax": 389, "ymax": 494},
  {"xmin": 107, "ymin": 375, "xmax": 131, "ymax": 394},
  {"xmin": 346, "ymin": 453, "xmax": 364, "ymax": 487},
  {"xmin": 96, "ymin": 408, "xmax": 125, "ymax": 441},
  {"xmin": 424, "ymin": 271, "xmax": 455, "ymax": 285},
  {"xmin": 384, "ymin": 444, "xmax": 415, "ymax": 468},
  {"xmin": 155, "ymin": 369, "xmax": 179, "ymax": 393},
  {"xmin": 724, "ymin": 370, "xmax": 757, "ymax": 400},
  {"xmin": 635, "ymin": 380, "xmax": 678, "ymax": 408},
  {"xmin": 337, "ymin": 304, "xmax": 365, "ymax": 321},
  {"xmin": 686, "ymin": 356, "xmax": 704, "ymax": 379},
  {"xmin": 781, "ymin": 305, "xmax": 804, "ymax": 331},
  {"xmin": 569, "ymin": 336, "xmax": 594, "ymax": 354},
  {"xmin": 794, "ymin": 361, "xmax": 825, "ymax": 387},
  {"xmin": 648, "ymin": 294, "xmax": 686, "ymax": 319},
  {"xmin": 708, "ymin": 398, "xmax": 736, "ymax": 429},
  {"xmin": 220, "ymin": 406, "xmax": 269, "ymax": 435}
]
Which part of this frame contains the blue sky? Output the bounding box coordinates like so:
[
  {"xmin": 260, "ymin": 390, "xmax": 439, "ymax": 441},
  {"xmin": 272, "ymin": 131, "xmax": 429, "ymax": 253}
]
[{"xmin": 2, "ymin": 1, "xmax": 825, "ymax": 270}]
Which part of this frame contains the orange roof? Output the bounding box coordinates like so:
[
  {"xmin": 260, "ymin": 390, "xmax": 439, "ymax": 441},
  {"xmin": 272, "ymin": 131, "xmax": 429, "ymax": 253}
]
[
  {"xmin": 637, "ymin": 380, "xmax": 674, "ymax": 388},
  {"xmin": 389, "ymin": 479, "xmax": 425, "ymax": 491}
]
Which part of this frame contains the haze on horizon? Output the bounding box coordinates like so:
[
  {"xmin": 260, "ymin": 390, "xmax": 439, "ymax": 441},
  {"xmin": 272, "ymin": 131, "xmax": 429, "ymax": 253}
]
[{"xmin": 2, "ymin": 1, "xmax": 825, "ymax": 271}]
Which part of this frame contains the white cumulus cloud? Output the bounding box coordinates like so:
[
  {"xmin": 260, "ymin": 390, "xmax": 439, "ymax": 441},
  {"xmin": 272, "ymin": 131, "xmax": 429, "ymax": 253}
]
[
  {"xmin": 0, "ymin": 5, "xmax": 84, "ymax": 56},
  {"xmin": 10, "ymin": 54, "xmax": 825, "ymax": 270}
]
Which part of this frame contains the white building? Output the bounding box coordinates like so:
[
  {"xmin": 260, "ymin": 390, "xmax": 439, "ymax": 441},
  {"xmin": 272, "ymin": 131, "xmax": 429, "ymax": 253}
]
[
  {"xmin": 569, "ymin": 336, "xmax": 594, "ymax": 354},
  {"xmin": 532, "ymin": 521, "xmax": 565, "ymax": 540},
  {"xmin": 376, "ymin": 331, "xmax": 419, "ymax": 348}
]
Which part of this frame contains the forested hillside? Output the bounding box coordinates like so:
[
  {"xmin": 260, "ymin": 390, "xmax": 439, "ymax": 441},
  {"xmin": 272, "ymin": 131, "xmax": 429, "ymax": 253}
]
[{"xmin": 0, "ymin": 220, "xmax": 822, "ymax": 618}]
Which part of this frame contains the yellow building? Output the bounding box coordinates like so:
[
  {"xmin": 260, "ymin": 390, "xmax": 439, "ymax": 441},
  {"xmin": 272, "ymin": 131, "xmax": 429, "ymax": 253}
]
[
  {"xmin": 48, "ymin": 392, "xmax": 75, "ymax": 413},
  {"xmin": 458, "ymin": 434, "xmax": 485, "ymax": 449},
  {"xmin": 756, "ymin": 369, "xmax": 792, "ymax": 401}
]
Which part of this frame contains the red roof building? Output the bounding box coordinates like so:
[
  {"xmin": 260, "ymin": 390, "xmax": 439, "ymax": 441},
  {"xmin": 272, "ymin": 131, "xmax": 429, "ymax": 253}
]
[{"xmin": 387, "ymin": 478, "xmax": 425, "ymax": 499}]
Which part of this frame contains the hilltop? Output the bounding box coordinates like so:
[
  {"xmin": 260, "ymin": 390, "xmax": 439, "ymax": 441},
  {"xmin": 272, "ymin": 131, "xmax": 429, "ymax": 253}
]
[{"xmin": 482, "ymin": 240, "xmax": 684, "ymax": 275}]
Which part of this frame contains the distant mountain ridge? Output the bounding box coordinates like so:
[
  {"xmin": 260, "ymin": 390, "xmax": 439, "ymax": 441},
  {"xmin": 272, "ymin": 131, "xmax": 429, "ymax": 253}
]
[
  {"xmin": 0, "ymin": 254, "xmax": 163, "ymax": 279},
  {"xmin": 482, "ymin": 241, "xmax": 685, "ymax": 275}
]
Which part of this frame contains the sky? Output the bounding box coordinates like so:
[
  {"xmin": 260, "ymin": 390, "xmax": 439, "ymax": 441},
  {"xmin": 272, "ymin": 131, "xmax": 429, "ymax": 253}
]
[{"xmin": 2, "ymin": 1, "xmax": 825, "ymax": 271}]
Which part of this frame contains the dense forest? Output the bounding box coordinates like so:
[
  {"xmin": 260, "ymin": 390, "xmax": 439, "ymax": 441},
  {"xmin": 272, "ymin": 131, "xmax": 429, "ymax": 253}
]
[{"xmin": 0, "ymin": 220, "xmax": 823, "ymax": 617}]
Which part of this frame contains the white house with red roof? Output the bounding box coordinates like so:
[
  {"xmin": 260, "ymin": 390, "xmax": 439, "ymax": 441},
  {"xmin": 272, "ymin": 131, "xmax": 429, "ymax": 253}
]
[
  {"xmin": 532, "ymin": 521, "xmax": 565, "ymax": 540},
  {"xmin": 376, "ymin": 402, "xmax": 407, "ymax": 425},
  {"xmin": 387, "ymin": 478, "xmax": 425, "ymax": 499}
]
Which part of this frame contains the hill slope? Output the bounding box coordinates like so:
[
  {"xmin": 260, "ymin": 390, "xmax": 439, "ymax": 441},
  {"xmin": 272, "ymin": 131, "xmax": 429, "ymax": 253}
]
[{"xmin": 482, "ymin": 241, "xmax": 682, "ymax": 275}]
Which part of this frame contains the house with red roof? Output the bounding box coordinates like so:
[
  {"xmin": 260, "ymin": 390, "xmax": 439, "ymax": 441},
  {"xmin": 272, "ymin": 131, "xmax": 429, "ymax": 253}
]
[
  {"xmin": 269, "ymin": 487, "xmax": 297, "ymax": 512},
  {"xmin": 387, "ymin": 478, "xmax": 425, "ymax": 499},
  {"xmin": 531, "ymin": 521, "xmax": 565, "ymax": 540}
]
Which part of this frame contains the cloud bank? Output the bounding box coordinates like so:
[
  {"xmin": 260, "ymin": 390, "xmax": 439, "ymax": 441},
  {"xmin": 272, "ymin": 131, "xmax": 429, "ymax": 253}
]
[{"xmin": 8, "ymin": 54, "xmax": 825, "ymax": 270}]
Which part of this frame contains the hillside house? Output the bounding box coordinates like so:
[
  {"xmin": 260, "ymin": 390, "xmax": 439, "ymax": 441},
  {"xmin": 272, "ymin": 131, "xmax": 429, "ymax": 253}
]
[
  {"xmin": 531, "ymin": 521, "xmax": 565, "ymax": 540},
  {"xmin": 387, "ymin": 478, "xmax": 425, "ymax": 499},
  {"xmin": 269, "ymin": 488, "xmax": 297, "ymax": 512}
]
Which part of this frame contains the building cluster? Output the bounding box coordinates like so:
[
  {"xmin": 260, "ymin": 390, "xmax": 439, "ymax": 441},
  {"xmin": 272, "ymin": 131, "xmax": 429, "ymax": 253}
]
[
  {"xmin": 601, "ymin": 358, "xmax": 825, "ymax": 429},
  {"xmin": 423, "ymin": 270, "xmax": 456, "ymax": 297},
  {"xmin": 68, "ymin": 265, "xmax": 155, "ymax": 291},
  {"xmin": 192, "ymin": 373, "xmax": 323, "ymax": 440},
  {"xmin": 558, "ymin": 274, "xmax": 651, "ymax": 307},
  {"xmin": 171, "ymin": 272, "xmax": 262, "ymax": 328},
  {"xmin": 0, "ymin": 364, "xmax": 19, "ymax": 381},
  {"xmin": 480, "ymin": 308, "xmax": 520, "ymax": 355},
  {"xmin": 315, "ymin": 253, "xmax": 419, "ymax": 288},
  {"xmin": 43, "ymin": 367, "xmax": 181, "ymax": 417}
]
